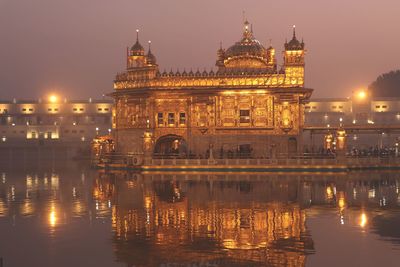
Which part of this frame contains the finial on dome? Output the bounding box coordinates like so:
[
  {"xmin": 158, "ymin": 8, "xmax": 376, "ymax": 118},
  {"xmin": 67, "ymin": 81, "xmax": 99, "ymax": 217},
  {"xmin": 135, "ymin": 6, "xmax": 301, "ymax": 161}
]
[
  {"xmin": 148, "ymin": 40, "xmax": 152, "ymax": 51},
  {"xmin": 136, "ymin": 29, "xmax": 140, "ymax": 41},
  {"xmin": 243, "ymin": 19, "xmax": 252, "ymax": 39},
  {"xmin": 292, "ymin": 25, "xmax": 296, "ymax": 39}
]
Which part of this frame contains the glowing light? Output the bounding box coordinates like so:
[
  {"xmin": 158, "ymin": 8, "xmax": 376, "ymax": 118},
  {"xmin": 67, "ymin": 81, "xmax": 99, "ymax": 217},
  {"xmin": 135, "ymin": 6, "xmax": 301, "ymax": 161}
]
[
  {"xmin": 338, "ymin": 197, "xmax": 346, "ymax": 209},
  {"xmin": 48, "ymin": 204, "xmax": 58, "ymax": 228},
  {"xmin": 356, "ymin": 90, "xmax": 366, "ymax": 100},
  {"xmin": 359, "ymin": 213, "xmax": 368, "ymax": 228},
  {"xmin": 49, "ymin": 95, "xmax": 58, "ymax": 103}
]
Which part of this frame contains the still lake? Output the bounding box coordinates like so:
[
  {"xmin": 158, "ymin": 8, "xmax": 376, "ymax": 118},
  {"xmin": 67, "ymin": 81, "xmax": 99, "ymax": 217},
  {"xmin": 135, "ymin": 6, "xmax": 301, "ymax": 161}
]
[{"xmin": 0, "ymin": 160, "xmax": 400, "ymax": 267}]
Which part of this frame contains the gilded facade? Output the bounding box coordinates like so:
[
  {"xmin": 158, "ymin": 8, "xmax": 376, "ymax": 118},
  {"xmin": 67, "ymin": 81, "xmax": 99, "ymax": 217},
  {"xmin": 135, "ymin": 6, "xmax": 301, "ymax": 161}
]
[{"xmin": 112, "ymin": 22, "xmax": 312, "ymax": 158}]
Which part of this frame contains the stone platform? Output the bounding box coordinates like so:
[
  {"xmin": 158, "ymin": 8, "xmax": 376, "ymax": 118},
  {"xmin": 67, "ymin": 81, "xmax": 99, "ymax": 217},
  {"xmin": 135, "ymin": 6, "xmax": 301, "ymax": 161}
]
[{"xmin": 95, "ymin": 156, "xmax": 400, "ymax": 173}]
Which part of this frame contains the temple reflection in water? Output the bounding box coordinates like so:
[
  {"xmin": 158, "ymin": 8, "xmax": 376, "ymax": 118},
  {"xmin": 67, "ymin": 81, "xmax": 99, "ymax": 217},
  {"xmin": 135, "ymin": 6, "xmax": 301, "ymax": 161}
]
[
  {"xmin": 1, "ymin": 169, "xmax": 400, "ymax": 266},
  {"xmin": 91, "ymin": 172, "xmax": 400, "ymax": 266}
]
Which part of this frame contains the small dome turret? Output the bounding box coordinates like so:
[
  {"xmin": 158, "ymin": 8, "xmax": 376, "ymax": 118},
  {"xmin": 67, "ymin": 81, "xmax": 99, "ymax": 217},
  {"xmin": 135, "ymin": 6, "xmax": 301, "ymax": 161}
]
[
  {"xmin": 285, "ymin": 25, "xmax": 305, "ymax": 51},
  {"xmin": 130, "ymin": 29, "xmax": 145, "ymax": 56},
  {"xmin": 146, "ymin": 40, "xmax": 157, "ymax": 65}
]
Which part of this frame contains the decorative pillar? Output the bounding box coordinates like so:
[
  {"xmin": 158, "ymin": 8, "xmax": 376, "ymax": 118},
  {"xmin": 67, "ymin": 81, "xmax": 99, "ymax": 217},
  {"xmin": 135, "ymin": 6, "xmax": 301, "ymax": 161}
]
[
  {"xmin": 143, "ymin": 131, "xmax": 154, "ymax": 162},
  {"xmin": 336, "ymin": 128, "xmax": 346, "ymax": 151},
  {"xmin": 324, "ymin": 133, "xmax": 334, "ymax": 151},
  {"xmin": 336, "ymin": 128, "xmax": 347, "ymax": 163}
]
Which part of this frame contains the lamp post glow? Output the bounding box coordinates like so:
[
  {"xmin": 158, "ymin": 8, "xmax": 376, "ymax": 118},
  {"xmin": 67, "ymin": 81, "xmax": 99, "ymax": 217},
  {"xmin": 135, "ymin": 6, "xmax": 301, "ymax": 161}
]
[
  {"xmin": 357, "ymin": 91, "xmax": 366, "ymax": 99},
  {"xmin": 49, "ymin": 95, "xmax": 58, "ymax": 103}
]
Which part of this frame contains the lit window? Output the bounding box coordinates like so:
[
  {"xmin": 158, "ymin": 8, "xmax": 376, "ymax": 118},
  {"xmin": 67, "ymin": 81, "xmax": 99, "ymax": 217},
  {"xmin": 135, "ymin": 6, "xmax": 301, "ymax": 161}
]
[
  {"xmin": 240, "ymin": 110, "xmax": 250, "ymax": 123},
  {"xmin": 97, "ymin": 108, "xmax": 102, "ymax": 111},
  {"xmin": 332, "ymin": 106, "xmax": 337, "ymax": 109},
  {"xmin": 104, "ymin": 108, "xmax": 109, "ymax": 111},
  {"xmin": 157, "ymin": 113, "xmax": 163, "ymax": 126},
  {"xmin": 305, "ymin": 106, "xmax": 310, "ymax": 109},
  {"xmin": 79, "ymin": 108, "xmax": 84, "ymax": 111},
  {"xmin": 382, "ymin": 105, "xmax": 387, "ymax": 108},
  {"xmin": 73, "ymin": 108, "xmax": 77, "ymax": 111},
  {"xmin": 179, "ymin": 113, "xmax": 186, "ymax": 125},
  {"xmin": 48, "ymin": 108, "xmax": 52, "ymax": 111},
  {"xmin": 375, "ymin": 105, "xmax": 380, "ymax": 108},
  {"xmin": 168, "ymin": 113, "xmax": 175, "ymax": 125},
  {"xmin": 22, "ymin": 108, "xmax": 26, "ymax": 111}
]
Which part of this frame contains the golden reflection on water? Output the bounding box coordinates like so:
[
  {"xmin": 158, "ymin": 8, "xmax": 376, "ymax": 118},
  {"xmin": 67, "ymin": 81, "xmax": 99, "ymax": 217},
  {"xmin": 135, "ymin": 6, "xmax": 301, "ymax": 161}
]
[
  {"xmin": 0, "ymin": 199, "xmax": 7, "ymax": 217},
  {"xmin": 49, "ymin": 204, "xmax": 57, "ymax": 228},
  {"xmin": 359, "ymin": 212, "xmax": 368, "ymax": 228},
  {"xmin": 1, "ymin": 168, "xmax": 400, "ymax": 266}
]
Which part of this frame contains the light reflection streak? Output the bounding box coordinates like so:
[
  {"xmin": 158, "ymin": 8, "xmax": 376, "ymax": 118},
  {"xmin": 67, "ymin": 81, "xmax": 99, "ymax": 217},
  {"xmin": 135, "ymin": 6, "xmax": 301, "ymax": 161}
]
[
  {"xmin": 49, "ymin": 206, "xmax": 57, "ymax": 228},
  {"xmin": 359, "ymin": 213, "xmax": 368, "ymax": 228}
]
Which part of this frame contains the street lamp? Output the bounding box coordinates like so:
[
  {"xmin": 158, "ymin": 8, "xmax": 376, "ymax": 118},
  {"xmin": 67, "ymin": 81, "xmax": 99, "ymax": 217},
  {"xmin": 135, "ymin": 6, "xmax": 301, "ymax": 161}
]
[
  {"xmin": 356, "ymin": 90, "xmax": 367, "ymax": 100},
  {"xmin": 49, "ymin": 94, "xmax": 58, "ymax": 103}
]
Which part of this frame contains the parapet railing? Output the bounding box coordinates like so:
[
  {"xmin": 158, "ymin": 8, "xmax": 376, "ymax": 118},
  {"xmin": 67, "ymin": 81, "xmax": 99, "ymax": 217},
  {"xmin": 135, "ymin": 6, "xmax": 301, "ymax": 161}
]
[
  {"xmin": 146, "ymin": 158, "xmax": 341, "ymax": 166},
  {"xmin": 146, "ymin": 157, "xmax": 400, "ymax": 166},
  {"xmin": 96, "ymin": 153, "xmax": 400, "ymax": 167}
]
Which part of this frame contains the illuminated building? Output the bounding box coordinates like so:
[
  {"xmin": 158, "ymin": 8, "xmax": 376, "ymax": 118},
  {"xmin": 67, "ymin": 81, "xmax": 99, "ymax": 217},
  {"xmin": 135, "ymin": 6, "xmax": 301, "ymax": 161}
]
[
  {"xmin": 0, "ymin": 99, "xmax": 112, "ymax": 142},
  {"xmin": 304, "ymin": 91, "xmax": 400, "ymax": 149},
  {"xmin": 111, "ymin": 22, "xmax": 312, "ymax": 158}
]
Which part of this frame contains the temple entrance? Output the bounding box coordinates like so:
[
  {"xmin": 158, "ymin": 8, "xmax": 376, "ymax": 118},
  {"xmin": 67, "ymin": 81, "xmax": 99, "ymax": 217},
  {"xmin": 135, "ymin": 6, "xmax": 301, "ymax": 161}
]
[
  {"xmin": 153, "ymin": 135, "xmax": 188, "ymax": 158},
  {"xmin": 288, "ymin": 137, "xmax": 298, "ymax": 155}
]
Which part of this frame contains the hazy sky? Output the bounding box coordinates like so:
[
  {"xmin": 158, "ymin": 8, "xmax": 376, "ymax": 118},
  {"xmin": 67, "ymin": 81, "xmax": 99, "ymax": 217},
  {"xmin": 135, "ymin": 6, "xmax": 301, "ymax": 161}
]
[{"xmin": 0, "ymin": 0, "xmax": 399, "ymax": 100}]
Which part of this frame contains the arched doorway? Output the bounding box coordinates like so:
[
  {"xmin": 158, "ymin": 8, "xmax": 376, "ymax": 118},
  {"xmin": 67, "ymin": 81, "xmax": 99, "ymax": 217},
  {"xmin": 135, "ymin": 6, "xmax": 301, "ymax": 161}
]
[
  {"xmin": 288, "ymin": 137, "xmax": 298, "ymax": 156},
  {"xmin": 153, "ymin": 135, "xmax": 187, "ymax": 158}
]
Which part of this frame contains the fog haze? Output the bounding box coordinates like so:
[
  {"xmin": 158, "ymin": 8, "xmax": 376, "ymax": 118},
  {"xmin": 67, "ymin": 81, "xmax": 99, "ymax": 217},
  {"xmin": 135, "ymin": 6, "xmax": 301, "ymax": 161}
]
[{"xmin": 0, "ymin": 0, "xmax": 399, "ymax": 100}]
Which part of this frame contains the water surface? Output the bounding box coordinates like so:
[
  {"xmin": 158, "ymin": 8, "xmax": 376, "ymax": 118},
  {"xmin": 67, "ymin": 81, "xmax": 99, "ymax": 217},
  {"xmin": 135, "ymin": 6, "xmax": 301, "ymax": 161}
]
[{"xmin": 0, "ymin": 161, "xmax": 399, "ymax": 267}]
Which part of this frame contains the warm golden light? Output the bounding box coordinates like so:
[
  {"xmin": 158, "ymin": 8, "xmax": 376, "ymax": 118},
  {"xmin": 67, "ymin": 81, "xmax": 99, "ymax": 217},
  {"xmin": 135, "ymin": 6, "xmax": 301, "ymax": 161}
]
[
  {"xmin": 49, "ymin": 94, "xmax": 58, "ymax": 103},
  {"xmin": 359, "ymin": 213, "xmax": 368, "ymax": 228},
  {"xmin": 49, "ymin": 209, "xmax": 57, "ymax": 227},
  {"xmin": 356, "ymin": 90, "xmax": 366, "ymax": 100}
]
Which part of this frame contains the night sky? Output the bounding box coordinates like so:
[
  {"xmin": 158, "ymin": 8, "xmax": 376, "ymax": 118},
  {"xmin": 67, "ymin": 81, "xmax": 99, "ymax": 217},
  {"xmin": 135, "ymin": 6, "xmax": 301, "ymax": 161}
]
[{"xmin": 0, "ymin": 0, "xmax": 399, "ymax": 100}]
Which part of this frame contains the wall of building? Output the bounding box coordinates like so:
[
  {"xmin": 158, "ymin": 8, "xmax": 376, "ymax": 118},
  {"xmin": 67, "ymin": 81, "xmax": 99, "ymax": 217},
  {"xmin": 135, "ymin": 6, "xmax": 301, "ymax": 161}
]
[
  {"xmin": 303, "ymin": 95, "xmax": 400, "ymax": 150},
  {"xmin": 0, "ymin": 99, "xmax": 113, "ymax": 143}
]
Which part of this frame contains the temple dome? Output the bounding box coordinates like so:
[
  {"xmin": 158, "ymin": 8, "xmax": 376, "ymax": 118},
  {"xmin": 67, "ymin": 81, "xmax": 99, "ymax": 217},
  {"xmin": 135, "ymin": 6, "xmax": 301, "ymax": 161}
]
[
  {"xmin": 225, "ymin": 39, "xmax": 266, "ymax": 58},
  {"xmin": 146, "ymin": 41, "xmax": 157, "ymax": 65},
  {"xmin": 131, "ymin": 41, "xmax": 144, "ymax": 52},
  {"xmin": 225, "ymin": 21, "xmax": 266, "ymax": 59},
  {"xmin": 130, "ymin": 30, "xmax": 145, "ymax": 56},
  {"xmin": 218, "ymin": 20, "xmax": 271, "ymax": 70},
  {"xmin": 285, "ymin": 26, "xmax": 305, "ymax": 51}
]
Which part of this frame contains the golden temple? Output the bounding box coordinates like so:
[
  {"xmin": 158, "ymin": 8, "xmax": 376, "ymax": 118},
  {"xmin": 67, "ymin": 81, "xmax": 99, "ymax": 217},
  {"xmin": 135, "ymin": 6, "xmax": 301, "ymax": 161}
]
[{"xmin": 110, "ymin": 21, "xmax": 312, "ymax": 158}]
